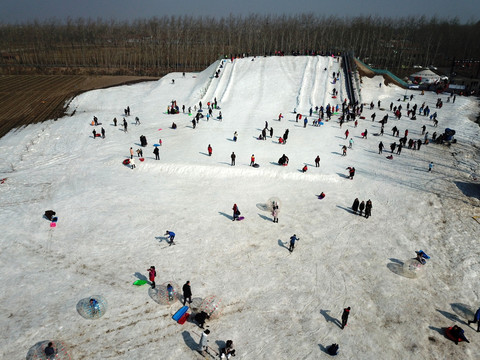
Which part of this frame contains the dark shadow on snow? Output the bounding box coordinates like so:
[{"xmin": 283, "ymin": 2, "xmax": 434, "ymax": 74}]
[
  {"xmin": 199, "ymin": 152, "xmax": 209, "ymax": 156},
  {"xmin": 389, "ymin": 258, "xmax": 403, "ymax": 264},
  {"xmin": 428, "ymin": 326, "xmax": 444, "ymax": 335},
  {"xmin": 134, "ymin": 272, "xmax": 148, "ymax": 282},
  {"xmin": 336, "ymin": 172, "xmax": 349, "ymax": 179},
  {"xmin": 335, "ymin": 205, "xmax": 355, "ymax": 214},
  {"xmin": 181, "ymin": 330, "xmax": 198, "ymax": 351},
  {"xmin": 320, "ymin": 309, "xmax": 342, "ymax": 328},
  {"xmin": 256, "ymin": 203, "xmax": 269, "ymax": 211},
  {"xmin": 436, "ymin": 309, "xmax": 465, "ymax": 324},
  {"xmin": 218, "ymin": 211, "xmax": 233, "ymax": 220},
  {"xmin": 155, "ymin": 236, "xmax": 169, "ymax": 244},
  {"xmin": 454, "ymin": 181, "xmax": 480, "ymax": 200},
  {"xmin": 258, "ymin": 213, "xmax": 272, "ymax": 222},
  {"xmin": 451, "ymin": 303, "xmax": 475, "ymax": 321},
  {"xmin": 278, "ymin": 239, "xmax": 288, "ymax": 250}
]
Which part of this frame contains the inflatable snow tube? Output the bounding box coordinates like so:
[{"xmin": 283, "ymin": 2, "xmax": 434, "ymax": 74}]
[{"xmin": 76, "ymin": 295, "xmax": 108, "ymax": 320}]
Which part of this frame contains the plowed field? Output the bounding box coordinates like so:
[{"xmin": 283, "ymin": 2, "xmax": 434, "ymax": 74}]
[{"xmin": 0, "ymin": 75, "xmax": 158, "ymax": 138}]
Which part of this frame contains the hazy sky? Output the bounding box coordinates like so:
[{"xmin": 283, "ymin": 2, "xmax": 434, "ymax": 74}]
[{"xmin": 1, "ymin": 0, "xmax": 479, "ymax": 24}]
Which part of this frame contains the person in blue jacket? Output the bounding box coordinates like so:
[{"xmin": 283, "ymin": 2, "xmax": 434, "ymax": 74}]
[
  {"xmin": 165, "ymin": 230, "xmax": 176, "ymax": 245},
  {"xmin": 289, "ymin": 234, "xmax": 299, "ymax": 252},
  {"xmin": 468, "ymin": 307, "xmax": 480, "ymax": 332}
]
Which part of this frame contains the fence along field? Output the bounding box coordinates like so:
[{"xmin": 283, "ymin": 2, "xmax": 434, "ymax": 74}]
[{"xmin": 0, "ymin": 75, "xmax": 158, "ymax": 139}]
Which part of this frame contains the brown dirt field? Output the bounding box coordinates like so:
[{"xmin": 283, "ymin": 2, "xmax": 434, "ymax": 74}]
[{"xmin": 0, "ymin": 75, "xmax": 159, "ymax": 139}]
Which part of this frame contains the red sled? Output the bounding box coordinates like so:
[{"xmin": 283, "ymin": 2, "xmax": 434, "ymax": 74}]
[
  {"xmin": 332, "ymin": 96, "xmax": 337, "ymax": 99},
  {"xmin": 123, "ymin": 159, "xmax": 130, "ymax": 165},
  {"xmin": 95, "ymin": 133, "xmax": 101, "ymax": 137},
  {"xmin": 178, "ymin": 312, "xmax": 190, "ymax": 324},
  {"xmin": 298, "ymin": 114, "xmax": 302, "ymax": 119},
  {"xmin": 361, "ymin": 132, "xmax": 365, "ymax": 136},
  {"xmin": 139, "ymin": 158, "xmax": 145, "ymax": 162},
  {"xmin": 360, "ymin": 116, "xmax": 366, "ymax": 119}
]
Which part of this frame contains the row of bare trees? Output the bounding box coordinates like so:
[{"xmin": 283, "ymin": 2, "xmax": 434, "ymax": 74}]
[{"xmin": 0, "ymin": 15, "xmax": 479, "ymax": 76}]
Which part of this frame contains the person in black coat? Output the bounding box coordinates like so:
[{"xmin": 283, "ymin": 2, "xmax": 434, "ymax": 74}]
[
  {"xmin": 341, "ymin": 307, "xmax": 350, "ymax": 329},
  {"xmin": 182, "ymin": 281, "xmax": 192, "ymax": 305},
  {"xmin": 153, "ymin": 146, "xmax": 160, "ymax": 160},
  {"xmin": 194, "ymin": 311, "xmax": 210, "ymax": 329},
  {"xmin": 352, "ymin": 198, "xmax": 359, "ymax": 214},
  {"xmin": 327, "ymin": 343, "xmax": 339, "ymax": 355},
  {"xmin": 359, "ymin": 201, "xmax": 365, "ymax": 216},
  {"xmin": 365, "ymin": 200, "xmax": 372, "ymax": 219}
]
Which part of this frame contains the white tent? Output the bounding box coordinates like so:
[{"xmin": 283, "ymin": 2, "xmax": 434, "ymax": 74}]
[{"xmin": 409, "ymin": 69, "xmax": 441, "ymax": 84}]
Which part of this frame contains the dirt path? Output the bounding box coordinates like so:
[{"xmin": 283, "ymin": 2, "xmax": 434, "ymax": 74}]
[{"xmin": 0, "ymin": 75, "xmax": 158, "ymax": 139}]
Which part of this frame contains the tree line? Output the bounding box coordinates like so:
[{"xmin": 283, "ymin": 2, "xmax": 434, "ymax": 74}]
[{"xmin": 0, "ymin": 15, "xmax": 478, "ymax": 77}]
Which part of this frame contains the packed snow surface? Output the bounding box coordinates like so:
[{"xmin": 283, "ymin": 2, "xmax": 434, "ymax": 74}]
[{"xmin": 0, "ymin": 56, "xmax": 479, "ymax": 359}]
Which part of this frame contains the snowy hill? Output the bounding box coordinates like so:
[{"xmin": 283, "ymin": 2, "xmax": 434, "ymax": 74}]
[{"xmin": 0, "ymin": 56, "xmax": 479, "ymax": 360}]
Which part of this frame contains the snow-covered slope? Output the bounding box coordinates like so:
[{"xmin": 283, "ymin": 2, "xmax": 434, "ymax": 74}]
[{"xmin": 0, "ymin": 56, "xmax": 479, "ymax": 360}]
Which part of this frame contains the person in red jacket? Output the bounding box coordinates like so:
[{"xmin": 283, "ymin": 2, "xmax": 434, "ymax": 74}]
[
  {"xmin": 250, "ymin": 154, "xmax": 255, "ymax": 166},
  {"xmin": 232, "ymin": 204, "xmax": 240, "ymax": 221},
  {"xmin": 148, "ymin": 266, "xmax": 156, "ymax": 289},
  {"xmin": 345, "ymin": 129, "xmax": 349, "ymax": 139},
  {"xmin": 207, "ymin": 144, "xmax": 212, "ymax": 156}
]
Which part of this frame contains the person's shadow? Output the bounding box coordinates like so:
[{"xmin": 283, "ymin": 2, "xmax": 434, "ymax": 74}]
[
  {"xmin": 336, "ymin": 205, "xmax": 355, "ymax": 214},
  {"xmin": 336, "ymin": 172, "xmax": 349, "ymax": 179},
  {"xmin": 436, "ymin": 309, "xmax": 464, "ymax": 324},
  {"xmin": 181, "ymin": 330, "xmax": 198, "ymax": 351},
  {"xmin": 134, "ymin": 272, "xmax": 148, "ymax": 282},
  {"xmin": 219, "ymin": 212, "xmax": 233, "ymax": 220},
  {"xmin": 320, "ymin": 309, "xmax": 342, "ymax": 328},
  {"xmin": 155, "ymin": 236, "xmax": 168, "ymax": 244},
  {"xmin": 278, "ymin": 239, "xmax": 289, "ymax": 250},
  {"xmin": 258, "ymin": 214, "xmax": 272, "ymax": 222},
  {"xmin": 318, "ymin": 343, "xmax": 329, "ymax": 354}
]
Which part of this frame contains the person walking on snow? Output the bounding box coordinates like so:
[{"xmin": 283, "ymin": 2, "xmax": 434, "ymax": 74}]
[
  {"xmin": 289, "ymin": 234, "xmax": 299, "ymax": 252},
  {"xmin": 182, "ymin": 281, "xmax": 192, "ymax": 305},
  {"xmin": 207, "ymin": 144, "xmax": 212, "ymax": 156},
  {"xmin": 165, "ymin": 230, "xmax": 176, "ymax": 245},
  {"xmin": 272, "ymin": 202, "xmax": 279, "ymax": 223},
  {"xmin": 342, "ymin": 145, "xmax": 347, "ymax": 156},
  {"xmin": 270, "ymin": 127, "xmax": 273, "ymax": 138},
  {"xmin": 101, "ymin": 127, "xmax": 105, "ymax": 138},
  {"xmin": 92, "ymin": 129, "xmax": 96, "ymax": 139},
  {"xmin": 148, "ymin": 266, "xmax": 156, "ymax": 289},
  {"xmin": 130, "ymin": 157, "xmax": 136, "ymax": 169},
  {"xmin": 302, "ymin": 165, "xmax": 308, "ymax": 172},
  {"xmin": 315, "ymin": 155, "xmax": 320, "ymax": 167},
  {"xmin": 347, "ymin": 167, "xmax": 355, "ymax": 180},
  {"xmin": 352, "ymin": 198, "xmax": 360, "ymax": 214},
  {"xmin": 345, "ymin": 129, "xmax": 349, "ymax": 139},
  {"xmin": 123, "ymin": 118, "xmax": 128, "ymax": 132},
  {"xmin": 250, "ymin": 154, "xmax": 255, "ymax": 166},
  {"xmin": 130, "ymin": 147, "xmax": 134, "ymax": 159},
  {"xmin": 428, "ymin": 162, "xmax": 434, "ymax": 172},
  {"xmin": 153, "ymin": 146, "xmax": 160, "ymax": 160},
  {"xmin": 362, "ymin": 129, "xmax": 368, "ymax": 139},
  {"xmin": 378, "ymin": 141, "xmax": 384, "ymax": 154},
  {"xmin": 198, "ymin": 329, "xmax": 210, "ymax": 356},
  {"xmin": 231, "ymin": 152, "xmax": 236, "ymax": 166},
  {"xmin": 232, "ymin": 203, "xmax": 240, "ymax": 221},
  {"xmin": 341, "ymin": 307, "xmax": 351, "ymax": 329},
  {"xmin": 359, "ymin": 201, "xmax": 365, "ymax": 216},
  {"xmin": 467, "ymin": 306, "xmax": 480, "ymax": 332},
  {"xmin": 365, "ymin": 199, "xmax": 372, "ymax": 218},
  {"xmin": 349, "ymin": 138, "xmax": 354, "ymax": 149}
]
